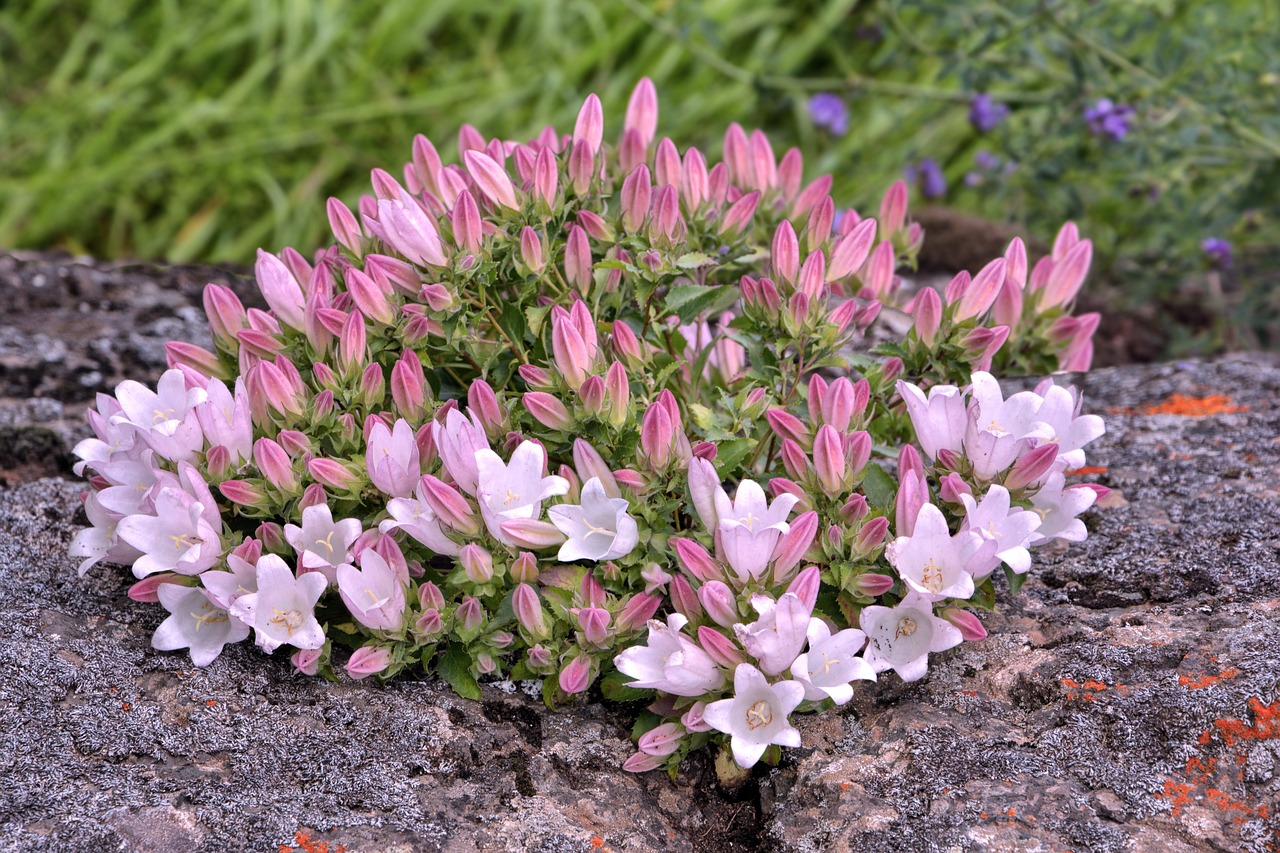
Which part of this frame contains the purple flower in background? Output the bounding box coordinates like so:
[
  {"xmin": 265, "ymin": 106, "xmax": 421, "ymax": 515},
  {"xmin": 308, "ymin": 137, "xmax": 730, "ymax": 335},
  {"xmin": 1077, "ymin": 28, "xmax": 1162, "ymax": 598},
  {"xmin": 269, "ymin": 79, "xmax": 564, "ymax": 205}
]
[
  {"xmin": 905, "ymin": 159, "xmax": 947, "ymax": 200},
  {"xmin": 1202, "ymin": 238, "xmax": 1233, "ymax": 269},
  {"xmin": 1084, "ymin": 99, "xmax": 1135, "ymax": 141},
  {"xmin": 965, "ymin": 150, "xmax": 1006, "ymax": 188},
  {"xmin": 808, "ymin": 93, "xmax": 849, "ymax": 136},
  {"xmin": 968, "ymin": 94, "xmax": 1008, "ymax": 133}
]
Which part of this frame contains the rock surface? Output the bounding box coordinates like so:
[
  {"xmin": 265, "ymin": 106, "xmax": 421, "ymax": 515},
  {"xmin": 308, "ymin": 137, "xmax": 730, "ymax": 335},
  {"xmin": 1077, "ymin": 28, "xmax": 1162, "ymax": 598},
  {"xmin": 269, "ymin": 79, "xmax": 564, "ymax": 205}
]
[{"xmin": 1, "ymin": 252, "xmax": 1279, "ymax": 851}]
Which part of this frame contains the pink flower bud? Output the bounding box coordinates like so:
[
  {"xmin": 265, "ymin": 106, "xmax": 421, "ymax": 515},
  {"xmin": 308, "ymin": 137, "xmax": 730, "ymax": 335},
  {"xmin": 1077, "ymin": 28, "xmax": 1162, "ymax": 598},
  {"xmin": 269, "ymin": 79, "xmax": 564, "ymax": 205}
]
[
  {"xmin": 456, "ymin": 596, "xmax": 485, "ymax": 633},
  {"xmin": 623, "ymin": 752, "xmax": 666, "ymax": 773},
  {"xmin": 780, "ymin": 439, "xmax": 811, "ymax": 481},
  {"xmin": 786, "ymin": 567, "xmax": 822, "ymax": 613},
  {"xmin": 813, "ymin": 425, "xmax": 847, "ymax": 494},
  {"xmin": 942, "ymin": 607, "xmax": 988, "ymax": 642},
  {"xmin": 879, "ymin": 180, "xmax": 909, "ymax": 235},
  {"xmin": 218, "ymin": 479, "xmax": 266, "ymax": 507},
  {"xmin": 254, "ymin": 438, "xmax": 297, "ymax": 492},
  {"xmin": 620, "ymin": 165, "xmax": 652, "ymax": 234},
  {"xmin": 514, "ymin": 227, "xmax": 546, "ymax": 275},
  {"xmin": 841, "ymin": 493, "xmax": 869, "ymax": 524},
  {"xmin": 127, "ymin": 573, "xmax": 186, "ymax": 603},
  {"xmin": 853, "ymin": 572, "xmax": 896, "ymax": 597},
  {"xmin": 463, "ymin": 150, "xmax": 518, "ymax": 210},
  {"xmin": 778, "ymin": 147, "xmax": 803, "ymax": 201},
  {"xmin": 518, "ymin": 364, "xmax": 554, "ymax": 390},
  {"xmin": 204, "ymin": 445, "xmax": 232, "ymax": 480},
  {"xmin": 573, "ymin": 93, "xmax": 604, "ymax": 154},
  {"xmin": 532, "ymin": 146, "xmax": 558, "ymax": 208},
  {"xmin": 624, "ymin": 78, "xmax": 659, "ymax": 149},
  {"xmin": 953, "ymin": 258, "xmax": 1006, "ymax": 322},
  {"xmin": 638, "ymin": 722, "xmax": 684, "ymax": 757},
  {"xmin": 938, "ymin": 472, "xmax": 973, "ymax": 503},
  {"xmin": 421, "ymin": 475, "xmax": 480, "ymax": 535},
  {"xmin": 767, "ymin": 408, "xmax": 811, "ymax": 449},
  {"xmin": 568, "ymin": 139, "xmax": 595, "ymax": 196},
  {"xmin": 749, "ymin": 129, "xmax": 777, "ymax": 190},
  {"xmin": 911, "ymin": 287, "xmax": 943, "ymax": 347},
  {"xmin": 772, "ymin": 511, "xmax": 819, "ymax": 581},
  {"xmin": 327, "ymin": 197, "xmax": 363, "ymax": 254},
  {"xmin": 459, "ymin": 544, "xmax": 494, "ymax": 584},
  {"xmin": 806, "ymin": 196, "xmax": 835, "ymax": 248},
  {"xmin": 862, "ymin": 241, "xmax": 895, "ymax": 299},
  {"xmin": 256, "ymin": 522, "xmax": 286, "ymax": 553},
  {"xmin": 1006, "ymin": 443, "xmax": 1060, "ymax": 490},
  {"xmin": 613, "ymin": 468, "xmax": 646, "ymax": 490},
  {"xmin": 572, "ymin": 439, "xmax": 620, "ymax": 498},
  {"xmin": 669, "ymin": 574, "xmax": 703, "ymax": 620},
  {"xmin": 165, "ymin": 341, "xmax": 227, "ymax": 381},
  {"xmin": 306, "ymin": 457, "xmax": 358, "ymax": 492},
  {"xmin": 854, "ymin": 516, "xmax": 890, "ymax": 556},
  {"xmin": 450, "ymin": 189, "xmax": 483, "ymax": 255},
  {"xmin": 570, "ymin": 606, "xmax": 609, "ymax": 647},
  {"xmin": 698, "ymin": 580, "xmax": 739, "ymax": 626},
  {"xmin": 523, "ymin": 392, "xmax": 574, "ymax": 430},
  {"xmin": 769, "ymin": 478, "xmax": 809, "ymax": 510},
  {"xmin": 559, "ymin": 653, "xmax": 594, "ymax": 695},
  {"xmin": 639, "ymin": 401, "xmax": 675, "ymax": 469},
  {"xmin": 1052, "ymin": 221, "xmax": 1080, "ymax": 261},
  {"xmin": 527, "ymin": 644, "xmax": 554, "ymax": 671},
  {"xmin": 1039, "ymin": 239, "xmax": 1093, "ymax": 311},
  {"xmin": 564, "ymin": 225, "xmax": 593, "ymax": 296},
  {"xmin": 826, "ymin": 377, "xmax": 865, "ymax": 432},
  {"xmin": 651, "ymin": 138, "xmax": 680, "ymax": 189},
  {"xmin": 500, "ymin": 518, "xmax": 568, "ymax": 549},
  {"xmin": 345, "ymin": 646, "xmax": 392, "ymax": 681},
  {"xmin": 202, "ymin": 284, "xmax": 248, "ymax": 348},
  {"xmin": 574, "ymin": 210, "xmax": 614, "ymax": 244},
  {"xmin": 791, "ymin": 174, "xmax": 833, "ymax": 220},
  {"xmin": 286, "ymin": 647, "xmax": 321, "ymax": 677},
  {"xmin": 771, "ymin": 221, "xmax": 799, "ymax": 285},
  {"xmin": 1004, "ymin": 237, "xmax": 1028, "ymax": 289},
  {"xmin": 512, "ymin": 583, "xmax": 548, "ymax": 639},
  {"xmin": 411, "ymin": 134, "xmax": 443, "ymax": 195},
  {"xmin": 828, "ymin": 218, "xmax": 878, "ymax": 281},
  {"xmin": 673, "ymin": 537, "xmax": 721, "ymax": 583},
  {"xmin": 389, "ymin": 352, "xmax": 426, "ymax": 420},
  {"xmin": 337, "ymin": 310, "xmax": 368, "ymax": 377},
  {"xmin": 418, "ymin": 581, "xmax": 445, "ymax": 612},
  {"xmin": 614, "ymin": 591, "xmax": 663, "ymax": 634},
  {"xmin": 718, "ymin": 190, "xmax": 760, "ymax": 237},
  {"xmin": 798, "ymin": 250, "xmax": 826, "ymax": 301},
  {"xmin": 552, "ymin": 312, "xmax": 594, "ymax": 390},
  {"xmin": 650, "ymin": 184, "xmax": 684, "ymax": 243},
  {"xmin": 697, "ymin": 626, "xmax": 746, "ymax": 668},
  {"xmin": 415, "ymin": 609, "xmax": 443, "ymax": 637},
  {"xmin": 610, "ymin": 321, "xmax": 645, "ymax": 367}
]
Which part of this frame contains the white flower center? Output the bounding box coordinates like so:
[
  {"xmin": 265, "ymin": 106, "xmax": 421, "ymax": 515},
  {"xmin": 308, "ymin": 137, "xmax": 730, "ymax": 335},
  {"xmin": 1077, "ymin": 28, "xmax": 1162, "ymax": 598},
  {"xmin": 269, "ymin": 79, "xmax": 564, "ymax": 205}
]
[
  {"xmin": 168, "ymin": 533, "xmax": 201, "ymax": 551},
  {"xmin": 270, "ymin": 608, "xmax": 304, "ymax": 634},
  {"xmin": 921, "ymin": 558, "xmax": 943, "ymax": 593},
  {"xmin": 504, "ymin": 488, "xmax": 522, "ymax": 507},
  {"xmin": 745, "ymin": 700, "xmax": 774, "ymax": 731},
  {"xmin": 894, "ymin": 616, "xmax": 918, "ymax": 640},
  {"xmin": 818, "ymin": 652, "xmax": 841, "ymax": 676},
  {"xmin": 190, "ymin": 603, "xmax": 228, "ymax": 632},
  {"xmin": 315, "ymin": 531, "xmax": 336, "ymax": 556},
  {"xmin": 152, "ymin": 407, "xmax": 176, "ymax": 425},
  {"xmin": 740, "ymin": 512, "xmax": 759, "ymax": 532},
  {"xmin": 582, "ymin": 519, "xmax": 616, "ymax": 540}
]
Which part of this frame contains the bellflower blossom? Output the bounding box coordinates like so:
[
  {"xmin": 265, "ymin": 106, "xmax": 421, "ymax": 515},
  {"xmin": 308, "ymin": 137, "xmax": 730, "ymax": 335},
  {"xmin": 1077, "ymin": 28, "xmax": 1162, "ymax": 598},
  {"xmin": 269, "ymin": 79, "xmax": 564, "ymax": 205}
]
[
  {"xmin": 715, "ymin": 479, "xmax": 799, "ymax": 584},
  {"xmin": 1084, "ymin": 99, "xmax": 1134, "ymax": 141},
  {"xmin": 152, "ymin": 584, "xmax": 249, "ymax": 666},
  {"xmin": 958, "ymin": 484, "xmax": 1041, "ymax": 577},
  {"xmin": 337, "ymin": 549, "xmax": 407, "ymax": 631},
  {"xmin": 790, "ymin": 619, "xmax": 876, "ymax": 704},
  {"xmin": 615, "ymin": 613, "xmax": 725, "ymax": 696},
  {"xmin": 474, "ymin": 441, "xmax": 569, "ymax": 547},
  {"xmin": 702, "ymin": 664, "xmax": 805, "ymax": 768},
  {"xmin": 365, "ymin": 418, "xmax": 422, "ymax": 498},
  {"xmin": 109, "ymin": 368, "xmax": 207, "ymax": 463},
  {"xmin": 548, "ymin": 477, "xmax": 639, "ymax": 562},
  {"xmin": 861, "ymin": 592, "xmax": 963, "ymax": 682},
  {"xmin": 886, "ymin": 503, "xmax": 978, "ymax": 601},
  {"xmin": 897, "ymin": 380, "xmax": 967, "ymax": 461},
  {"xmin": 968, "ymin": 94, "xmax": 1009, "ymax": 133},
  {"xmin": 1028, "ymin": 471, "xmax": 1098, "ymax": 544},
  {"xmin": 284, "ymin": 503, "xmax": 363, "ymax": 581},
  {"xmin": 194, "ymin": 377, "xmax": 253, "ymax": 465},
  {"xmin": 733, "ymin": 593, "xmax": 810, "ymax": 676},
  {"xmin": 433, "ymin": 408, "xmax": 490, "ymax": 495},
  {"xmin": 964, "ymin": 372, "xmax": 1050, "ymax": 480},
  {"xmin": 1026, "ymin": 383, "xmax": 1106, "ymax": 472},
  {"xmin": 380, "ymin": 480, "xmax": 461, "ymax": 556},
  {"xmin": 231, "ymin": 555, "xmax": 327, "ymax": 653},
  {"xmin": 117, "ymin": 475, "xmax": 223, "ymax": 578}
]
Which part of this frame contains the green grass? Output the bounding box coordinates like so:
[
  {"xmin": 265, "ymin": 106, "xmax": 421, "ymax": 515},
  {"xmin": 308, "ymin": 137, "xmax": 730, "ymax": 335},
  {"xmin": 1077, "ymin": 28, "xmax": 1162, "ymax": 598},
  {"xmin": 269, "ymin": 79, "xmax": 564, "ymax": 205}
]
[{"xmin": 1, "ymin": 0, "xmax": 1276, "ymax": 355}]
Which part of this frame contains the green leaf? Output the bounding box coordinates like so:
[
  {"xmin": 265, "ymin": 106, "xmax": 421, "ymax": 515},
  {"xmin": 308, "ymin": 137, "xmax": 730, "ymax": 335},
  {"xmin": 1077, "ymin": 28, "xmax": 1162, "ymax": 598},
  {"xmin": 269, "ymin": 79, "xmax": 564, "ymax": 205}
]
[
  {"xmin": 861, "ymin": 463, "xmax": 898, "ymax": 509},
  {"xmin": 600, "ymin": 671, "xmax": 653, "ymax": 703},
  {"xmin": 437, "ymin": 643, "xmax": 482, "ymax": 701},
  {"xmin": 631, "ymin": 709, "xmax": 662, "ymax": 740},
  {"xmin": 675, "ymin": 251, "xmax": 716, "ymax": 269},
  {"xmin": 971, "ymin": 578, "xmax": 997, "ymax": 611},
  {"xmin": 663, "ymin": 283, "xmax": 735, "ymax": 323},
  {"xmin": 1004, "ymin": 565, "xmax": 1028, "ymax": 596},
  {"xmin": 713, "ymin": 438, "xmax": 755, "ymax": 476}
]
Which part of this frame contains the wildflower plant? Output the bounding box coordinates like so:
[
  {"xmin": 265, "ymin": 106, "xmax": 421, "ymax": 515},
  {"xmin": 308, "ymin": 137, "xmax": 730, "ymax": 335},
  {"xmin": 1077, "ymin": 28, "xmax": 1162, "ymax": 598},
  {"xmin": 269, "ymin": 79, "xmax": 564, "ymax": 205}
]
[{"xmin": 70, "ymin": 81, "xmax": 1108, "ymax": 776}]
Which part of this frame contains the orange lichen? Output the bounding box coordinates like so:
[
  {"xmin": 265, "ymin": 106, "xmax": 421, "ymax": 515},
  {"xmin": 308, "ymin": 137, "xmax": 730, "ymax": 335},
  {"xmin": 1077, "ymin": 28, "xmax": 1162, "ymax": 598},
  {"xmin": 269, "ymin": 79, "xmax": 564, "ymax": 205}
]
[
  {"xmin": 589, "ymin": 836, "xmax": 606, "ymax": 850},
  {"xmin": 1060, "ymin": 677, "xmax": 1129, "ymax": 702},
  {"xmin": 1122, "ymin": 394, "xmax": 1249, "ymax": 416},
  {"xmin": 839, "ymin": 782, "xmax": 851, "ymax": 791},
  {"xmin": 1159, "ymin": 780, "xmax": 1195, "ymax": 817},
  {"xmin": 1214, "ymin": 698, "xmax": 1280, "ymax": 746},
  {"xmin": 205, "ymin": 699, "xmax": 217, "ymax": 706},
  {"xmin": 1179, "ymin": 667, "xmax": 1239, "ymax": 690},
  {"xmin": 278, "ymin": 830, "xmax": 348, "ymax": 853},
  {"xmin": 1065, "ymin": 466, "xmax": 1108, "ymax": 476}
]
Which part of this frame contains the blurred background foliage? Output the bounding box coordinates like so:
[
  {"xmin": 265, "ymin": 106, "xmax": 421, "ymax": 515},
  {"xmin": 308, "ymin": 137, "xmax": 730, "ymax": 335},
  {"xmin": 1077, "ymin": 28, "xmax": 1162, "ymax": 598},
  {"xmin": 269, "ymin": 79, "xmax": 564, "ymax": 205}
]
[{"xmin": 1, "ymin": 0, "xmax": 1276, "ymax": 354}]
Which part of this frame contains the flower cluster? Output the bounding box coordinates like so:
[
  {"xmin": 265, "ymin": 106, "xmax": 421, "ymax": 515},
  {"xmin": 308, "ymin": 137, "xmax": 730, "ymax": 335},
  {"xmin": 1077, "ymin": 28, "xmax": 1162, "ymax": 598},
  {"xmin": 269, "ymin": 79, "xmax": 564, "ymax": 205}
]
[{"xmin": 71, "ymin": 80, "xmax": 1106, "ymax": 776}]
